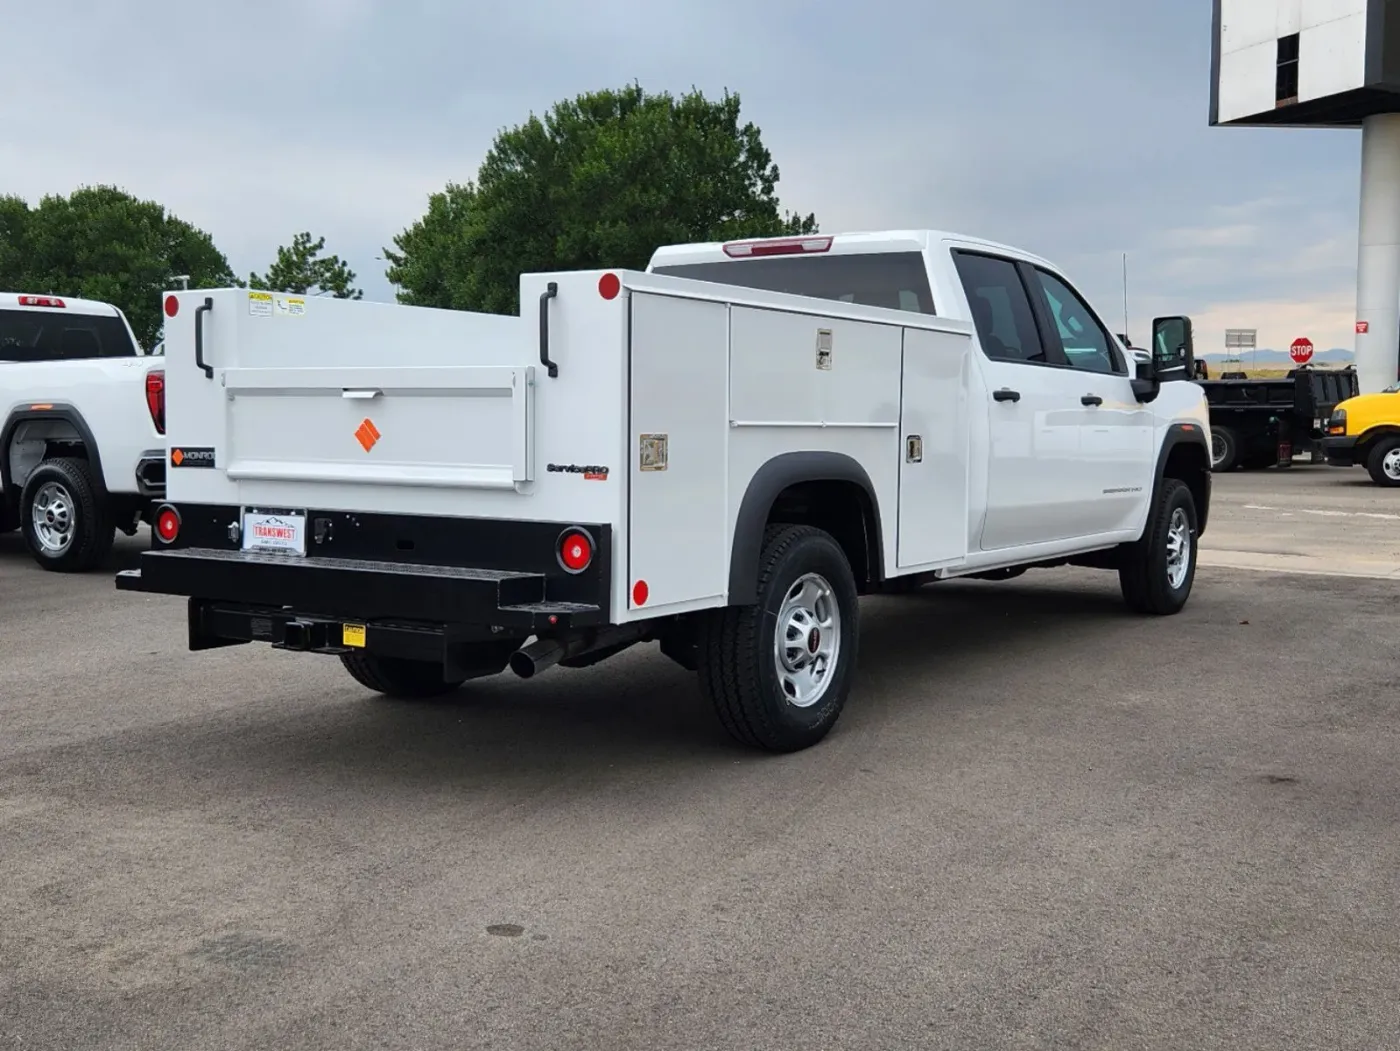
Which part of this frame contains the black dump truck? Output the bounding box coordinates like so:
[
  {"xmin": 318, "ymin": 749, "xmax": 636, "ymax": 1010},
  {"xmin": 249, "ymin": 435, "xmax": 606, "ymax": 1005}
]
[{"xmin": 1201, "ymin": 365, "xmax": 1360, "ymax": 472}]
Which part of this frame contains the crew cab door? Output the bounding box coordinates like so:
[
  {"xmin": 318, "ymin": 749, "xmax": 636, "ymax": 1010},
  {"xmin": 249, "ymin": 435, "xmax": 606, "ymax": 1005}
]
[
  {"xmin": 1022, "ymin": 265, "xmax": 1152, "ymax": 535},
  {"xmin": 951, "ymin": 249, "xmax": 1100, "ymax": 550}
]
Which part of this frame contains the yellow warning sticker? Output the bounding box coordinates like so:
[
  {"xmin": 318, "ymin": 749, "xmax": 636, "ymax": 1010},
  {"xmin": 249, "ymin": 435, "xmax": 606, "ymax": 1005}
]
[
  {"xmin": 274, "ymin": 294, "xmax": 306, "ymax": 317},
  {"xmin": 248, "ymin": 291, "xmax": 273, "ymax": 317},
  {"xmin": 342, "ymin": 623, "xmax": 366, "ymax": 648}
]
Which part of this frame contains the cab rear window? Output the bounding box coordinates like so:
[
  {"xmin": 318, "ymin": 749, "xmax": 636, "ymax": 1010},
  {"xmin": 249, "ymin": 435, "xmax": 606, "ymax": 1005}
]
[
  {"xmin": 0, "ymin": 310, "xmax": 138, "ymax": 362},
  {"xmin": 652, "ymin": 251, "xmax": 936, "ymax": 315}
]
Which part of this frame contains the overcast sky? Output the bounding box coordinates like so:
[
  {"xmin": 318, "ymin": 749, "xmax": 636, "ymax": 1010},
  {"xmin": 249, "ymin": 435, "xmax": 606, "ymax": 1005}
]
[{"xmin": 2, "ymin": 0, "xmax": 1364, "ymax": 353}]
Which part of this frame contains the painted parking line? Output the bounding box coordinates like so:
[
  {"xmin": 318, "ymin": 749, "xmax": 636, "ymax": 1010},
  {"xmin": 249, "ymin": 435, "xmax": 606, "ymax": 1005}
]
[{"xmin": 1242, "ymin": 504, "xmax": 1400, "ymax": 521}]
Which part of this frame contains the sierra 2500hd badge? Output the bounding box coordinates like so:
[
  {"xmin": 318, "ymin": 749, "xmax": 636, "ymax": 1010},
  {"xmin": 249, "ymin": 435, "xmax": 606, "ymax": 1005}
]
[{"xmin": 170, "ymin": 447, "xmax": 216, "ymax": 468}]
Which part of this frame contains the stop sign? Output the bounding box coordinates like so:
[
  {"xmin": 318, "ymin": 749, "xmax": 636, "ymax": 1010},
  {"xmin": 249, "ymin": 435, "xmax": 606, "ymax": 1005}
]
[{"xmin": 1290, "ymin": 337, "xmax": 1314, "ymax": 365}]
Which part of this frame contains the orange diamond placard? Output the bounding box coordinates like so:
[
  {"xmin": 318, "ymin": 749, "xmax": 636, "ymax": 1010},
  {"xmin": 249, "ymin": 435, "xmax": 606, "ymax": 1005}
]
[{"xmin": 354, "ymin": 418, "xmax": 381, "ymax": 452}]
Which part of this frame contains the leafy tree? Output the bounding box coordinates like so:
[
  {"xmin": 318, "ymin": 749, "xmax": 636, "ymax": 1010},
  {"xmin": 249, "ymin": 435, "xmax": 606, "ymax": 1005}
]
[
  {"xmin": 248, "ymin": 231, "xmax": 362, "ymax": 299},
  {"xmin": 384, "ymin": 84, "xmax": 817, "ymax": 315},
  {"xmin": 0, "ymin": 185, "xmax": 235, "ymax": 347}
]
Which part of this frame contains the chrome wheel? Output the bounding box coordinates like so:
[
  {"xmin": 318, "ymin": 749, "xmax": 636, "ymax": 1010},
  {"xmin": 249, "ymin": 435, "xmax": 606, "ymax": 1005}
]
[
  {"xmin": 1165, "ymin": 506, "xmax": 1192, "ymax": 590},
  {"xmin": 30, "ymin": 481, "xmax": 75, "ymax": 555},
  {"xmin": 1210, "ymin": 432, "xmax": 1227, "ymax": 469},
  {"xmin": 1384, "ymin": 447, "xmax": 1400, "ymax": 481},
  {"xmin": 773, "ymin": 572, "xmax": 842, "ymax": 709}
]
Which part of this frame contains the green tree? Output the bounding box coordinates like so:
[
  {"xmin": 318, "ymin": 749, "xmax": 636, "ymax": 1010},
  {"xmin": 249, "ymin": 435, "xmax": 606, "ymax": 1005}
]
[
  {"xmin": 0, "ymin": 185, "xmax": 235, "ymax": 347},
  {"xmin": 383, "ymin": 84, "xmax": 817, "ymax": 315},
  {"xmin": 248, "ymin": 231, "xmax": 362, "ymax": 299}
]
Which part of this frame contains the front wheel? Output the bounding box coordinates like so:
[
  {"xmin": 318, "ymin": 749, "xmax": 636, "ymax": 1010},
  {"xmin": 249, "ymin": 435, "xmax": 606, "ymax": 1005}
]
[
  {"xmin": 697, "ymin": 524, "xmax": 861, "ymax": 753},
  {"xmin": 1366, "ymin": 436, "xmax": 1400, "ymax": 487},
  {"xmin": 1119, "ymin": 478, "xmax": 1198, "ymax": 616}
]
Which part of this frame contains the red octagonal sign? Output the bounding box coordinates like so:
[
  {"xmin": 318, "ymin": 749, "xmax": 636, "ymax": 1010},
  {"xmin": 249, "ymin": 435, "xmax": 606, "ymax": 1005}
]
[{"xmin": 1290, "ymin": 337, "xmax": 1314, "ymax": 365}]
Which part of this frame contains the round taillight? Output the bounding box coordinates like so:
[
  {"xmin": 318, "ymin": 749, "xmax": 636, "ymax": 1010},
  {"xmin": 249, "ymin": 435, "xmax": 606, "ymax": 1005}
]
[
  {"xmin": 155, "ymin": 506, "xmax": 180, "ymax": 543},
  {"xmin": 163, "ymin": 295, "xmax": 179, "ymax": 318},
  {"xmin": 598, "ymin": 272, "xmax": 621, "ymax": 300},
  {"xmin": 558, "ymin": 530, "xmax": 593, "ymax": 572},
  {"xmin": 632, "ymin": 579, "xmax": 649, "ymax": 606}
]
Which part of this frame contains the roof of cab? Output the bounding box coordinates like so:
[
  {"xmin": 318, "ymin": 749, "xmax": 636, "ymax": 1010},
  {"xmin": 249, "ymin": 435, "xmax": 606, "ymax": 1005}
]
[
  {"xmin": 647, "ymin": 229, "xmax": 1056, "ymax": 271},
  {"xmin": 0, "ymin": 292, "xmax": 124, "ymax": 316}
]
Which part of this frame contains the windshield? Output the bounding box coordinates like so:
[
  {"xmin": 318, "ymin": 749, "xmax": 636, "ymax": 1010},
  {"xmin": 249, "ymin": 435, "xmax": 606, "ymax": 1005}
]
[{"xmin": 652, "ymin": 251, "xmax": 936, "ymax": 315}]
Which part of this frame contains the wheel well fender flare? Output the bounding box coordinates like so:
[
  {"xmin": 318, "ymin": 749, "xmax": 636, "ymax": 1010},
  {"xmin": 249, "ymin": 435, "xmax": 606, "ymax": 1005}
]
[
  {"xmin": 0, "ymin": 403, "xmax": 105, "ymax": 497},
  {"xmin": 728, "ymin": 451, "xmax": 885, "ymax": 604},
  {"xmin": 1155, "ymin": 423, "xmax": 1211, "ymax": 534}
]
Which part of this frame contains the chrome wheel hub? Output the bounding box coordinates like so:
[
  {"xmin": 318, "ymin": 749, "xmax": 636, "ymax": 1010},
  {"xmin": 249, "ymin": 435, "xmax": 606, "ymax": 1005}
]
[
  {"xmin": 774, "ymin": 572, "xmax": 841, "ymax": 709},
  {"xmin": 1165, "ymin": 506, "xmax": 1192, "ymax": 590},
  {"xmin": 1384, "ymin": 448, "xmax": 1400, "ymax": 481},
  {"xmin": 31, "ymin": 481, "xmax": 76, "ymax": 554}
]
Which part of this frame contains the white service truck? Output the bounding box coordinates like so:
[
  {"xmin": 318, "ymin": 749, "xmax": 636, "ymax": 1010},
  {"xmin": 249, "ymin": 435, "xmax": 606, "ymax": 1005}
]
[
  {"xmin": 2, "ymin": 293, "xmax": 168, "ymax": 571},
  {"xmin": 116, "ymin": 231, "xmax": 1212, "ymax": 752}
]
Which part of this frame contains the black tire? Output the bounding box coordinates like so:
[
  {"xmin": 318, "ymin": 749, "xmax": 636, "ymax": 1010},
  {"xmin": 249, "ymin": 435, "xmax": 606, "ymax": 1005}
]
[
  {"xmin": 19, "ymin": 457, "xmax": 114, "ymax": 573},
  {"xmin": 697, "ymin": 524, "xmax": 861, "ymax": 753},
  {"xmin": 1210, "ymin": 426, "xmax": 1238, "ymax": 472},
  {"xmin": 1365, "ymin": 436, "xmax": 1400, "ymax": 487},
  {"xmin": 340, "ymin": 652, "xmax": 466, "ymax": 699},
  {"xmin": 1118, "ymin": 477, "xmax": 1198, "ymax": 616}
]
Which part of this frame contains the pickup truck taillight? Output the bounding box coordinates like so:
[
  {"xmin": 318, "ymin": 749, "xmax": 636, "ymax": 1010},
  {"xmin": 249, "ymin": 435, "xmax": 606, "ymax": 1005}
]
[{"xmin": 146, "ymin": 370, "xmax": 166, "ymax": 434}]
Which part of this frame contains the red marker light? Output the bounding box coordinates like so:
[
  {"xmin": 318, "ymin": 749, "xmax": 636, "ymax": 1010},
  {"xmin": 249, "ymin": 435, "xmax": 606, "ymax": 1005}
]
[
  {"xmin": 155, "ymin": 506, "xmax": 180, "ymax": 543},
  {"xmin": 558, "ymin": 530, "xmax": 593, "ymax": 572},
  {"xmin": 164, "ymin": 295, "xmax": 179, "ymax": 318},
  {"xmin": 632, "ymin": 579, "xmax": 649, "ymax": 606},
  {"xmin": 598, "ymin": 272, "xmax": 621, "ymax": 300}
]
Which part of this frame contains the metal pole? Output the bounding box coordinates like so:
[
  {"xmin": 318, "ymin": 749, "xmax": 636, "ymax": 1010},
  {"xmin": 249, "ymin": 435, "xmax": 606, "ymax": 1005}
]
[
  {"xmin": 1356, "ymin": 113, "xmax": 1400, "ymax": 392},
  {"xmin": 1122, "ymin": 252, "xmax": 1129, "ymax": 345}
]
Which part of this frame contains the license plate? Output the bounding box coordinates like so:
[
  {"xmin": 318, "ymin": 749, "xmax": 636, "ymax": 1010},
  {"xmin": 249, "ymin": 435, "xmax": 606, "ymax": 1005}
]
[{"xmin": 241, "ymin": 509, "xmax": 307, "ymax": 556}]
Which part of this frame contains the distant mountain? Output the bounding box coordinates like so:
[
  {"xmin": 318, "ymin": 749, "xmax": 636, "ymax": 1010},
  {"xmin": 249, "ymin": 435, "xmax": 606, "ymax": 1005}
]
[{"xmin": 1199, "ymin": 348, "xmax": 1353, "ymax": 366}]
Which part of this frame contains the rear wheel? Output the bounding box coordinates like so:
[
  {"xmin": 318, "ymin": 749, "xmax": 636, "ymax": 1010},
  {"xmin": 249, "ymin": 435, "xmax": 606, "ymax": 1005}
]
[
  {"xmin": 19, "ymin": 457, "xmax": 114, "ymax": 572},
  {"xmin": 1366, "ymin": 436, "xmax": 1400, "ymax": 487},
  {"xmin": 697, "ymin": 525, "xmax": 860, "ymax": 753},
  {"xmin": 1118, "ymin": 478, "xmax": 1198, "ymax": 616},
  {"xmin": 340, "ymin": 653, "xmax": 467, "ymax": 699},
  {"xmin": 1210, "ymin": 427, "xmax": 1238, "ymax": 472}
]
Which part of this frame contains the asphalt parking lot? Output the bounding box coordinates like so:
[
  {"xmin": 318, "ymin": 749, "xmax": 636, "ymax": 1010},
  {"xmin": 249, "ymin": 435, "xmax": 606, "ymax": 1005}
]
[{"xmin": 3, "ymin": 467, "xmax": 1398, "ymax": 1050}]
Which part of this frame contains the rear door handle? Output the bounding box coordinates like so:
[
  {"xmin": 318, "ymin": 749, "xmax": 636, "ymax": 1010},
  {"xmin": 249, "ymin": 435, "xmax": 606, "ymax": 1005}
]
[
  {"xmin": 342, "ymin": 389, "xmax": 382, "ymax": 400},
  {"xmin": 1081, "ymin": 394, "xmax": 1103, "ymax": 407},
  {"xmin": 993, "ymin": 389, "xmax": 1021, "ymax": 403}
]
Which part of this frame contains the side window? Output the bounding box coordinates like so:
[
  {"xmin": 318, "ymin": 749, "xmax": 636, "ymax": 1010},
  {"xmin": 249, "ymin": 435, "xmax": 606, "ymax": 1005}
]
[
  {"xmin": 951, "ymin": 252, "xmax": 1047, "ymax": 364},
  {"xmin": 1031, "ymin": 270, "xmax": 1122, "ymax": 375}
]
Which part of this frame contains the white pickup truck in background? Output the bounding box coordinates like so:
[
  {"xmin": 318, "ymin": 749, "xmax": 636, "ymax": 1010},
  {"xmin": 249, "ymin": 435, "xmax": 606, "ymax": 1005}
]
[
  {"xmin": 116, "ymin": 230, "xmax": 1211, "ymax": 752},
  {"xmin": 1, "ymin": 293, "xmax": 167, "ymax": 571}
]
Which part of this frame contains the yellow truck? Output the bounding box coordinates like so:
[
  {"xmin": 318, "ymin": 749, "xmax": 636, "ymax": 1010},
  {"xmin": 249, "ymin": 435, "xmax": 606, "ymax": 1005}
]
[{"xmin": 1322, "ymin": 385, "xmax": 1400, "ymax": 485}]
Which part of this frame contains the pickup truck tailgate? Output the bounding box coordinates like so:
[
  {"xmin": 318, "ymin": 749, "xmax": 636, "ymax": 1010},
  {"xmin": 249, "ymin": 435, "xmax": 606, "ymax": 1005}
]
[{"xmin": 222, "ymin": 364, "xmax": 533, "ymax": 490}]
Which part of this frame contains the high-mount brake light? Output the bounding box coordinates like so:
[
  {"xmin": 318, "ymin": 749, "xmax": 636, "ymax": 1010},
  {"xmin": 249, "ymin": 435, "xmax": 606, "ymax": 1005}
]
[
  {"xmin": 155, "ymin": 505, "xmax": 181, "ymax": 544},
  {"xmin": 558, "ymin": 529, "xmax": 594, "ymax": 573},
  {"xmin": 17, "ymin": 295, "xmax": 65, "ymax": 308},
  {"xmin": 722, "ymin": 236, "xmax": 833, "ymax": 259},
  {"xmin": 146, "ymin": 370, "xmax": 166, "ymax": 434}
]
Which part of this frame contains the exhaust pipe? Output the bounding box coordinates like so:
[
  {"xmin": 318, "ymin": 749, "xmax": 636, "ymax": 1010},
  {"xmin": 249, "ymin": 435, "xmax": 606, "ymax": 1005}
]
[{"xmin": 508, "ymin": 623, "xmax": 650, "ymax": 679}]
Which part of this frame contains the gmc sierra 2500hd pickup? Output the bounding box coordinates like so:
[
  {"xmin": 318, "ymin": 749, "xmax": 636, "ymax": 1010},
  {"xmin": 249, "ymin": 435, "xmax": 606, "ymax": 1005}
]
[
  {"xmin": 2, "ymin": 292, "xmax": 167, "ymax": 571},
  {"xmin": 116, "ymin": 231, "xmax": 1212, "ymax": 752}
]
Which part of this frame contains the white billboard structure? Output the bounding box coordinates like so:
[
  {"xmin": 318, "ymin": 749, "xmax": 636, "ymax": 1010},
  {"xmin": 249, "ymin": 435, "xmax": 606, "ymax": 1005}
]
[{"xmin": 1211, "ymin": 0, "xmax": 1400, "ymax": 392}]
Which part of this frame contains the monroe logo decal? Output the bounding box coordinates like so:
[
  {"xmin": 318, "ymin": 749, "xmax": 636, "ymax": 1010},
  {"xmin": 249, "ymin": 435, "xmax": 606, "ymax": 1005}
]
[{"xmin": 170, "ymin": 447, "xmax": 216, "ymax": 468}]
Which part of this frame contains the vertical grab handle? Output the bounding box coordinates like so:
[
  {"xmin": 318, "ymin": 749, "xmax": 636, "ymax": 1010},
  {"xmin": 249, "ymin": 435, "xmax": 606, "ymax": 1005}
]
[
  {"xmin": 194, "ymin": 296, "xmax": 214, "ymax": 379},
  {"xmin": 539, "ymin": 282, "xmax": 559, "ymax": 379}
]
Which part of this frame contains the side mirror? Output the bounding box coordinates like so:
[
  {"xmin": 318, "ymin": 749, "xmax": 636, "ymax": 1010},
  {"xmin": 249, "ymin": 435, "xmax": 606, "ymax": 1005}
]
[{"xmin": 1151, "ymin": 315, "xmax": 1195, "ymax": 381}]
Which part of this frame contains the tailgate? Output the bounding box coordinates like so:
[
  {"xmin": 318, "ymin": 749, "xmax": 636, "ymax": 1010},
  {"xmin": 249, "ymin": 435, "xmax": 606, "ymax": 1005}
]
[{"xmin": 223, "ymin": 364, "xmax": 533, "ymax": 490}]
